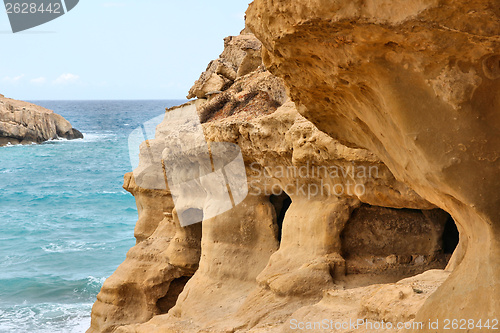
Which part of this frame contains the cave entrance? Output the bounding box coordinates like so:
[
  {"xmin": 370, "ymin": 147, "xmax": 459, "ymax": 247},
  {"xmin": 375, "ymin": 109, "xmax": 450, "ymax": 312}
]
[
  {"xmin": 270, "ymin": 192, "xmax": 292, "ymax": 242},
  {"xmin": 443, "ymin": 214, "xmax": 459, "ymax": 255},
  {"xmin": 156, "ymin": 276, "xmax": 192, "ymax": 314},
  {"xmin": 340, "ymin": 205, "xmax": 461, "ymax": 284}
]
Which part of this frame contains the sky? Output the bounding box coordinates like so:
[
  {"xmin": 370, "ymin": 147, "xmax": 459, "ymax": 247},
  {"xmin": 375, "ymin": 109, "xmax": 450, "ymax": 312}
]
[{"xmin": 0, "ymin": 0, "xmax": 250, "ymax": 100}]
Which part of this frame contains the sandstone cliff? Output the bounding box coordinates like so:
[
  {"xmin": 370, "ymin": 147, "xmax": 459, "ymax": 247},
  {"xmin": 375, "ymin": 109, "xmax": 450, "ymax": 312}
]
[
  {"xmin": 246, "ymin": 0, "xmax": 500, "ymax": 331},
  {"xmin": 87, "ymin": 22, "xmax": 469, "ymax": 333},
  {"xmin": 0, "ymin": 94, "xmax": 83, "ymax": 146}
]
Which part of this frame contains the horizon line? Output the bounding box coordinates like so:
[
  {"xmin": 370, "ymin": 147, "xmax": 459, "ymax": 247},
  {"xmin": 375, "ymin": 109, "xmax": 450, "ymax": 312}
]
[{"xmin": 26, "ymin": 98, "xmax": 191, "ymax": 101}]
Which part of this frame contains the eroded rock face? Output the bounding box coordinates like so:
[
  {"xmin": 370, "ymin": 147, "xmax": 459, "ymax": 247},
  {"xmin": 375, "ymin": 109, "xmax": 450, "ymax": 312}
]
[
  {"xmin": 89, "ymin": 26, "xmax": 469, "ymax": 332},
  {"xmin": 284, "ymin": 269, "xmax": 451, "ymax": 333},
  {"xmin": 88, "ymin": 174, "xmax": 202, "ymax": 333},
  {"xmin": 246, "ymin": 0, "xmax": 500, "ymax": 330},
  {"xmin": 0, "ymin": 95, "xmax": 83, "ymax": 145},
  {"xmin": 90, "ymin": 101, "xmax": 453, "ymax": 333},
  {"xmin": 187, "ymin": 32, "xmax": 264, "ymax": 100}
]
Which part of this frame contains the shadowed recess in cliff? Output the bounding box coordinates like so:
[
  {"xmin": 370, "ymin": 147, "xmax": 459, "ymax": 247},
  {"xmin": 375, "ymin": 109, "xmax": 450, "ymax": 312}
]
[
  {"xmin": 156, "ymin": 276, "xmax": 192, "ymax": 315},
  {"xmin": 442, "ymin": 215, "xmax": 459, "ymax": 254},
  {"xmin": 340, "ymin": 205, "xmax": 457, "ymax": 279},
  {"xmin": 270, "ymin": 192, "xmax": 292, "ymax": 242}
]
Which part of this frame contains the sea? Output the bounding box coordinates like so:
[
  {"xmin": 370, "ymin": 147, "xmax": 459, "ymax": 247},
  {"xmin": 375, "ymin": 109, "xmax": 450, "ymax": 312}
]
[{"xmin": 0, "ymin": 100, "xmax": 185, "ymax": 333}]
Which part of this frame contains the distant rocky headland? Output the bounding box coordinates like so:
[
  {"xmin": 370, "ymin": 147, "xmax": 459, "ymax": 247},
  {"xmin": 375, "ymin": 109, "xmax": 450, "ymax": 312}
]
[{"xmin": 0, "ymin": 94, "xmax": 83, "ymax": 146}]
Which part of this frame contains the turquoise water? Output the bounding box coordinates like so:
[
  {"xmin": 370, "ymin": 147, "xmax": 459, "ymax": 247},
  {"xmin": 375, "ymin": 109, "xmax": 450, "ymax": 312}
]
[{"xmin": 0, "ymin": 100, "xmax": 184, "ymax": 333}]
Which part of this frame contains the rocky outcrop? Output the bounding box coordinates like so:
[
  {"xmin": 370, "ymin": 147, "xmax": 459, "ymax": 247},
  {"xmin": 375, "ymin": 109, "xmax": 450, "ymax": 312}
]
[
  {"xmin": 187, "ymin": 32, "xmax": 264, "ymax": 100},
  {"xmin": 246, "ymin": 0, "xmax": 500, "ymax": 331},
  {"xmin": 88, "ymin": 24, "xmax": 467, "ymax": 332},
  {"xmin": 0, "ymin": 94, "xmax": 83, "ymax": 146},
  {"xmin": 89, "ymin": 101, "xmax": 455, "ymax": 333},
  {"xmin": 88, "ymin": 174, "xmax": 201, "ymax": 332}
]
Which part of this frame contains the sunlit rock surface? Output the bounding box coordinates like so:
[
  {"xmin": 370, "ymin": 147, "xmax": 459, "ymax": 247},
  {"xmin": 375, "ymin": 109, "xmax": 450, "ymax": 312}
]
[
  {"xmin": 87, "ymin": 8, "xmax": 483, "ymax": 330},
  {"xmin": 247, "ymin": 0, "xmax": 500, "ymax": 331},
  {"xmin": 0, "ymin": 94, "xmax": 83, "ymax": 145}
]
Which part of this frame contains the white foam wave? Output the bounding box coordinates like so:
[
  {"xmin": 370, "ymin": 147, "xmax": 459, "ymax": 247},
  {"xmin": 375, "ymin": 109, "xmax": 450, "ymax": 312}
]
[
  {"xmin": 97, "ymin": 190, "xmax": 128, "ymax": 195},
  {"xmin": 41, "ymin": 241, "xmax": 107, "ymax": 254},
  {"xmin": 1, "ymin": 133, "xmax": 114, "ymax": 149},
  {"xmin": 86, "ymin": 276, "xmax": 106, "ymax": 286},
  {"xmin": 79, "ymin": 133, "xmax": 116, "ymax": 142},
  {"xmin": 0, "ymin": 142, "xmax": 36, "ymax": 148},
  {"xmin": 45, "ymin": 137, "xmax": 69, "ymax": 143},
  {"xmin": 43, "ymin": 133, "xmax": 116, "ymax": 144},
  {"xmin": 0, "ymin": 303, "xmax": 92, "ymax": 333}
]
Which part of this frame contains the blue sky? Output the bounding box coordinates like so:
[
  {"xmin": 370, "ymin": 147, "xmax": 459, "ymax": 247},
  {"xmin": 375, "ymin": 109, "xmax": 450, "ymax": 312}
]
[{"xmin": 0, "ymin": 0, "xmax": 250, "ymax": 100}]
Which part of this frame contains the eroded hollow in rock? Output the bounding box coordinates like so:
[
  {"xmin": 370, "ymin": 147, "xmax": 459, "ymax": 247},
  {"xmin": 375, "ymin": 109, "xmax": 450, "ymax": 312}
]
[
  {"xmin": 156, "ymin": 276, "xmax": 192, "ymax": 315},
  {"xmin": 442, "ymin": 215, "xmax": 459, "ymax": 255},
  {"xmin": 269, "ymin": 192, "xmax": 292, "ymax": 242},
  {"xmin": 340, "ymin": 205, "xmax": 457, "ymax": 283}
]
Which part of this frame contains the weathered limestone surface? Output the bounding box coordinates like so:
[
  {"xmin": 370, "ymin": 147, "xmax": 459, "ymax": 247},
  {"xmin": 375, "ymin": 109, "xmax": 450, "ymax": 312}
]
[
  {"xmin": 0, "ymin": 94, "xmax": 83, "ymax": 145},
  {"xmin": 187, "ymin": 32, "xmax": 264, "ymax": 100},
  {"xmin": 246, "ymin": 0, "xmax": 500, "ymax": 331},
  {"xmin": 90, "ymin": 99, "xmax": 452, "ymax": 333},
  {"xmin": 282, "ymin": 269, "xmax": 451, "ymax": 333},
  {"xmin": 88, "ymin": 14, "xmax": 476, "ymax": 332},
  {"xmin": 88, "ymin": 174, "xmax": 202, "ymax": 333}
]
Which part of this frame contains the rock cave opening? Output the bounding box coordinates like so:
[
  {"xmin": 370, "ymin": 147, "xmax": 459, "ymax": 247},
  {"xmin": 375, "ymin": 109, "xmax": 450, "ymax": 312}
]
[
  {"xmin": 442, "ymin": 214, "xmax": 459, "ymax": 255},
  {"xmin": 269, "ymin": 192, "xmax": 292, "ymax": 242},
  {"xmin": 340, "ymin": 205, "xmax": 460, "ymax": 284},
  {"xmin": 156, "ymin": 276, "xmax": 192, "ymax": 314}
]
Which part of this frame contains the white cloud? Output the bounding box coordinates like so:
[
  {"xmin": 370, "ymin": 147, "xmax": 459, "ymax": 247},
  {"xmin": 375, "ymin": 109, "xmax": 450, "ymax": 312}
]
[
  {"xmin": 3, "ymin": 74, "xmax": 25, "ymax": 83},
  {"xmin": 30, "ymin": 77, "xmax": 47, "ymax": 84},
  {"xmin": 54, "ymin": 73, "xmax": 80, "ymax": 84}
]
